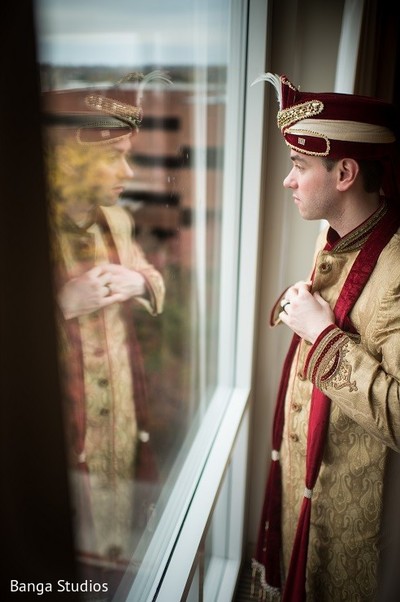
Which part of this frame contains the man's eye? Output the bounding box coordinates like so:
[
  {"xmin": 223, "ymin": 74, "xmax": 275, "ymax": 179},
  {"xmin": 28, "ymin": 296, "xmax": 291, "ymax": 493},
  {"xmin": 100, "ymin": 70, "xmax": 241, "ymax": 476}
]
[{"xmin": 103, "ymin": 151, "xmax": 119, "ymax": 162}]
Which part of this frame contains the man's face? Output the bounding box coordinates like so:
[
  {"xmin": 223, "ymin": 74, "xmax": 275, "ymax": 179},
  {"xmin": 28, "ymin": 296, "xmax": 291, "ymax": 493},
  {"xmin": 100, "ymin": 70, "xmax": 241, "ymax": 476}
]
[
  {"xmin": 283, "ymin": 151, "xmax": 339, "ymax": 221},
  {"xmin": 88, "ymin": 135, "xmax": 135, "ymax": 207},
  {"xmin": 49, "ymin": 133, "xmax": 135, "ymax": 210}
]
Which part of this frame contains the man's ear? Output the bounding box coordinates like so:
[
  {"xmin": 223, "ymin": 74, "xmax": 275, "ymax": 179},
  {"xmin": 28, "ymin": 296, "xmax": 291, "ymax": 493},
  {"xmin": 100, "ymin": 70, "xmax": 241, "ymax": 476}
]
[{"xmin": 336, "ymin": 158, "xmax": 359, "ymax": 191}]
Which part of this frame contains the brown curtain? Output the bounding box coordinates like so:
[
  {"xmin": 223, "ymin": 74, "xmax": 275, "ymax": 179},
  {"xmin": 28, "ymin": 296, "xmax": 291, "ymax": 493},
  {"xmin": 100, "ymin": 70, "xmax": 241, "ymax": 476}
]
[
  {"xmin": 355, "ymin": 5, "xmax": 400, "ymax": 601},
  {"xmin": 354, "ymin": 0, "xmax": 400, "ymax": 104},
  {"xmin": 1, "ymin": 2, "xmax": 79, "ymax": 598}
]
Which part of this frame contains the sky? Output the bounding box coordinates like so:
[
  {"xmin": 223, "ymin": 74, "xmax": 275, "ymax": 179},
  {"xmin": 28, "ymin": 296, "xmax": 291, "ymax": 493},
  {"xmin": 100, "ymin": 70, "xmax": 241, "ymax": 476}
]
[{"xmin": 34, "ymin": 0, "xmax": 231, "ymax": 67}]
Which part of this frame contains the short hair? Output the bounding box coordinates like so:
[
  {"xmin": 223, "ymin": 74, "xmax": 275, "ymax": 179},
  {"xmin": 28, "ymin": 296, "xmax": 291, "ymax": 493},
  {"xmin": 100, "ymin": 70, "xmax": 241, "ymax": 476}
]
[{"xmin": 322, "ymin": 157, "xmax": 384, "ymax": 194}]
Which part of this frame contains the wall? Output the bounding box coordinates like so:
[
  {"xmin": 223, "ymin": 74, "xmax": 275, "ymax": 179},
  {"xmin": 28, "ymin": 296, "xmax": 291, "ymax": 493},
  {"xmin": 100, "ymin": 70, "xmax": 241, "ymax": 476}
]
[{"xmin": 245, "ymin": 0, "xmax": 346, "ymax": 551}]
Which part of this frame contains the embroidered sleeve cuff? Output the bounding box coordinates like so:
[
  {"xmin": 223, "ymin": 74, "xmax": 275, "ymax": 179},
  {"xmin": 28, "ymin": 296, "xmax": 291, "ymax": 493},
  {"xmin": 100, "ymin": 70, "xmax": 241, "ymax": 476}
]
[
  {"xmin": 304, "ymin": 325, "xmax": 358, "ymax": 392},
  {"xmin": 136, "ymin": 269, "xmax": 165, "ymax": 315}
]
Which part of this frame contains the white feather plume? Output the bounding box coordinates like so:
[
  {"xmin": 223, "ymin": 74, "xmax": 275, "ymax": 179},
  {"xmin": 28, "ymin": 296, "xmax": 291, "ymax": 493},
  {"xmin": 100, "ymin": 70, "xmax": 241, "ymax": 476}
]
[
  {"xmin": 251, "ymin": 72, "xmax": 282, "ymax": 108},
  {"xmin": 116, "ymin": 70, "xmax": 172, "ymax": 106},
  {"xmin": 137, "ymin": 70, "xmax": 172, "ymax": 105}
]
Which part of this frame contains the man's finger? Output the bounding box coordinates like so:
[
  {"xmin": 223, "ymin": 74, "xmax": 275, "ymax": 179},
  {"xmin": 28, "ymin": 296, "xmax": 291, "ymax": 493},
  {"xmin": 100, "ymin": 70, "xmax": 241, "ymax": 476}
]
[
  {"xmin": 279, "ymin": 310, "xmax": 289, "ymax": 324},
  {"xmin": 297, "ymin": 281, "xmax": 312, "ymax": 295},
  {"xmin": 100, "ymin": 263, "xmax": 122, "ymax": 274},
  {"xmin": 100, "ymin": 292, "xmax": 124, "ymax": 307},
  {"xmin": 98, "ymin": 272, "xmax": 113, "ymax": 286},
  {"xmin": 313, "ymin": 291, "xmax": 327, "ymax": 306},
  {"xmin": 88, "ymin": 265, "xmax": 104, "ymax": 277}
]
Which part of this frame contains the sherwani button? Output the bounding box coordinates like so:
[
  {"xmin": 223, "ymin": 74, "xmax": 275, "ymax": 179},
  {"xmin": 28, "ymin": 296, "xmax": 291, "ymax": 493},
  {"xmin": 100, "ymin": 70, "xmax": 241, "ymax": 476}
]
[
  {"xmin": 289, "ymin": 432, "xmax": 299, "ymax": 442},
  {"xmin": 78, "ymin": 238, "xmax": 90, "ymax": 249},
  {"xmin": 98, "ymin": 378, "xmax": 109, "ymax": 387},
  {"xmin": 107, "ymin": 545, "xmax": 123, "ymax": 560},
  {"xmin": 99, "ymin": 408, "xmax": 110, "ymax": 416},
  {"xmin": 138, "ymin": 430, "xmax": 150, "ymax": 442},
  {"xmin": 319, "ymin": 261, "xmax": 332, "ymax": 273},
  {"xmin": 291, "ymin": 402, "xmax": 302, "ymax": 412}
]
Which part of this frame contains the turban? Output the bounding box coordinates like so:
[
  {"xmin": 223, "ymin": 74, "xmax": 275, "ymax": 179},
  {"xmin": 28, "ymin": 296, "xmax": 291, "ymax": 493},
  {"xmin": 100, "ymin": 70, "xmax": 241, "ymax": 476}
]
[
  {"xmin": 42, "ymin": 70, "xmax": 171, "ymax": 145},
  {"xmin": 253, "ymin": 73, "xmax": 399, "ymax": 160}
]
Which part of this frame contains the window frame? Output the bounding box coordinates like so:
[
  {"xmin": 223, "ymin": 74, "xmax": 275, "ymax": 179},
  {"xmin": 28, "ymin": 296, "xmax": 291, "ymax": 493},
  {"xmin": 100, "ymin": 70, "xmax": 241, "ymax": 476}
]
[{"xmin": 123, "ymin": 1, "xmax": 268, "ymax": 599}]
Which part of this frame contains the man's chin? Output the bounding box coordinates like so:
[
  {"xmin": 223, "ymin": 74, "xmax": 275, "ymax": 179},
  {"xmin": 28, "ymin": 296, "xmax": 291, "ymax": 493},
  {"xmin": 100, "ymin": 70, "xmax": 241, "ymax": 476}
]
[
  {"xmin": 297, "ymin": 207, "xmax": 316, "ymax": 221},
  {"xmin": 99, "ymin": 195, "xmax": 119, "ymax": 207}
]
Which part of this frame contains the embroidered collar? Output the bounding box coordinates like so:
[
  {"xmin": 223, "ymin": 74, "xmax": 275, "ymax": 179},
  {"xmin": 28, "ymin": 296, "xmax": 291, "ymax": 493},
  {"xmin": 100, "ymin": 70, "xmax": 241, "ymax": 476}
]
[
  {"xmin": 57, "ymin": 207, "xmax": 101, "ymax": 234},
  {"xmin": 326, "ymin": 199, "xmax": 388, "ymax": 253}
]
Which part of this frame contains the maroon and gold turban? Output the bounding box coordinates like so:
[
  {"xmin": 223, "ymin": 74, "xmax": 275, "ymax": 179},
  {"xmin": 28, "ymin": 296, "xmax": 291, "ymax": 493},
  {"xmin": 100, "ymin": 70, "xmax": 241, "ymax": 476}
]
[
  {"xmin": 253, "ymin": 73, "xmax": 398, "ymax": 161},
  {"xmin": 42, "ymin": 70, "xmax": 170, "ymax": 146}
]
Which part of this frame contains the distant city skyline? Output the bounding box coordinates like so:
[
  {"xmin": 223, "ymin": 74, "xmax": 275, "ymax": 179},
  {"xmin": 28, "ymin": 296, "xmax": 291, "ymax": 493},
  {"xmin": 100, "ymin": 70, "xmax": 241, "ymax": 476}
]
[{"xmin": 35, "ymin": 0, "xmax": 230, "ymax": 66}]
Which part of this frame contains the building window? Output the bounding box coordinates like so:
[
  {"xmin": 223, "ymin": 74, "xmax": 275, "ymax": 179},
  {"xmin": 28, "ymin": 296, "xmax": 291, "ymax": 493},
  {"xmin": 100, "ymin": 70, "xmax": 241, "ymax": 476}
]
[{"xmin": 34, "ymin": 0, "xmax": 266, "ymax": 598}]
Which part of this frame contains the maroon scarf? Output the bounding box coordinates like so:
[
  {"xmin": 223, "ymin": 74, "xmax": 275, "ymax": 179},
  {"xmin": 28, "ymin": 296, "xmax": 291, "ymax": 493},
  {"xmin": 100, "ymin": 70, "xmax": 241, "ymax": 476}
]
[
  {"xmin": 58, "ymin": 208, "xmax": 158, "ymax": 482},
  {"xmin": 253, "ymin": 201, "xmax": 400, "ymax": 601}
]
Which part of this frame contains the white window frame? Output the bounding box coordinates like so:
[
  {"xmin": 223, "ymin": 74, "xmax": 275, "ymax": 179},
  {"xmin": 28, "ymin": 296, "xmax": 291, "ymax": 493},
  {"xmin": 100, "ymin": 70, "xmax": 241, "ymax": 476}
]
[{"xmin": 122, "ymin": 1, "xmax": 268, "ymax": 599}]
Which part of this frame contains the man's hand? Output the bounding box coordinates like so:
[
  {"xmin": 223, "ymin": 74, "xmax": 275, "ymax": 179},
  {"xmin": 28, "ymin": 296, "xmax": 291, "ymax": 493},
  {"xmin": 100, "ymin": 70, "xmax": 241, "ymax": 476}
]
[
  {"xmin": 279, "ymin": 280, "xmax": 335, "ymax": 344},
  {"xmin": 103, "ymin": 263, "xmax": 146, "ymax": 301},
  {"xmin": 58, "ymin": 264, "xmax": 146, "ymax": 320}
]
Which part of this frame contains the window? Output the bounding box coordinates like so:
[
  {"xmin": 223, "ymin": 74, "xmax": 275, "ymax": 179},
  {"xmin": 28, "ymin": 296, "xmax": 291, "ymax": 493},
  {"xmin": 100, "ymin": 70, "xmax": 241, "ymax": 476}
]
[{"xmin": 33, "ymin": 0, "xmax": 267, "ymax": 599}]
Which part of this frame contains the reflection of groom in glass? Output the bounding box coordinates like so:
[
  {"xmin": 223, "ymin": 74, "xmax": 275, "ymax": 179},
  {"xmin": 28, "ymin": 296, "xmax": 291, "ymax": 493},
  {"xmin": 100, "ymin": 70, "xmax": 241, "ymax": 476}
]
[{"xmin": 43, "ymin": 74, "xmax": 165, "ymax": 592}]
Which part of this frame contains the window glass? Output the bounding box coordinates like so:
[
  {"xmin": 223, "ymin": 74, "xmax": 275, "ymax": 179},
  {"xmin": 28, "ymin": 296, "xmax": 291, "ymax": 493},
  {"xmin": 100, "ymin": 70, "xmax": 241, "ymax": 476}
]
[{"xmin": 35, "ymin": 0, "xmax": 233, "ymax": 598}]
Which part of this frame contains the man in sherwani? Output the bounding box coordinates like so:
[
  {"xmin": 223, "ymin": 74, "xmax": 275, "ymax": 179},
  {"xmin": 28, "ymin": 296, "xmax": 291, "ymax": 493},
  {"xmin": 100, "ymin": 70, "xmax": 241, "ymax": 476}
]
[
  {"xmin": 42, "ymin": 74, "xmax": 165, "ymax": 596},
  {"xmin": 252, "ymin": 74, "xmax": 400, "ymax": 601}
]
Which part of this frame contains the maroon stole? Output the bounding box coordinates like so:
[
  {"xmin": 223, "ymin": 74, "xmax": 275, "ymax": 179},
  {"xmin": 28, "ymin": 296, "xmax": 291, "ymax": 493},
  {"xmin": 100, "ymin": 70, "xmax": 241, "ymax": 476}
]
[
  {"xmin": 253, "ymin": 201, "xmax": 400, "ymax": 601},
  {"xmin": 59, "ymin": 208, "xmax": 158, "ymax": 482}
]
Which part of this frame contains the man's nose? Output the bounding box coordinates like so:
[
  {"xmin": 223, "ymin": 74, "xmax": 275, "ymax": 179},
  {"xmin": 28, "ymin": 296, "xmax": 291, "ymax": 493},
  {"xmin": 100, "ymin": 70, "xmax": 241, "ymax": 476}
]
[
  {"xmin": 120, "ymin": 157, "xmax": 134, "ymax": 178},
  {"xmin": 283, "ymin": 169, "xmax": 296, "ymax": 189}
]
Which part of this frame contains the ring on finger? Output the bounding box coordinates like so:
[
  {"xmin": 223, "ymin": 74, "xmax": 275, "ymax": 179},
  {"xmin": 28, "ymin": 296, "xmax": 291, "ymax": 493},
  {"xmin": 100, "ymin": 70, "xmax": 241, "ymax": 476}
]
[
  {"xmin": 105, "ymin": 283, "xmax": 112, "ymax": 296},
  {"xmin": 281, "ymin": 300, "xmax": 290, "ymax": 313}
]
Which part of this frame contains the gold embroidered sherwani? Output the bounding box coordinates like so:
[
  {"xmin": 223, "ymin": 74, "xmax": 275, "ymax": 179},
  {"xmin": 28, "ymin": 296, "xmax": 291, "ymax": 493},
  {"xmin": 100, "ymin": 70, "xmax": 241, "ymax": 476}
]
[
  {"xmin": 272, "ymin": 209, "xmax": 400, "ymax": 600},
  {"xmin": 55, "ymin": 204, "xmax": 164, "ymax": 567}
]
